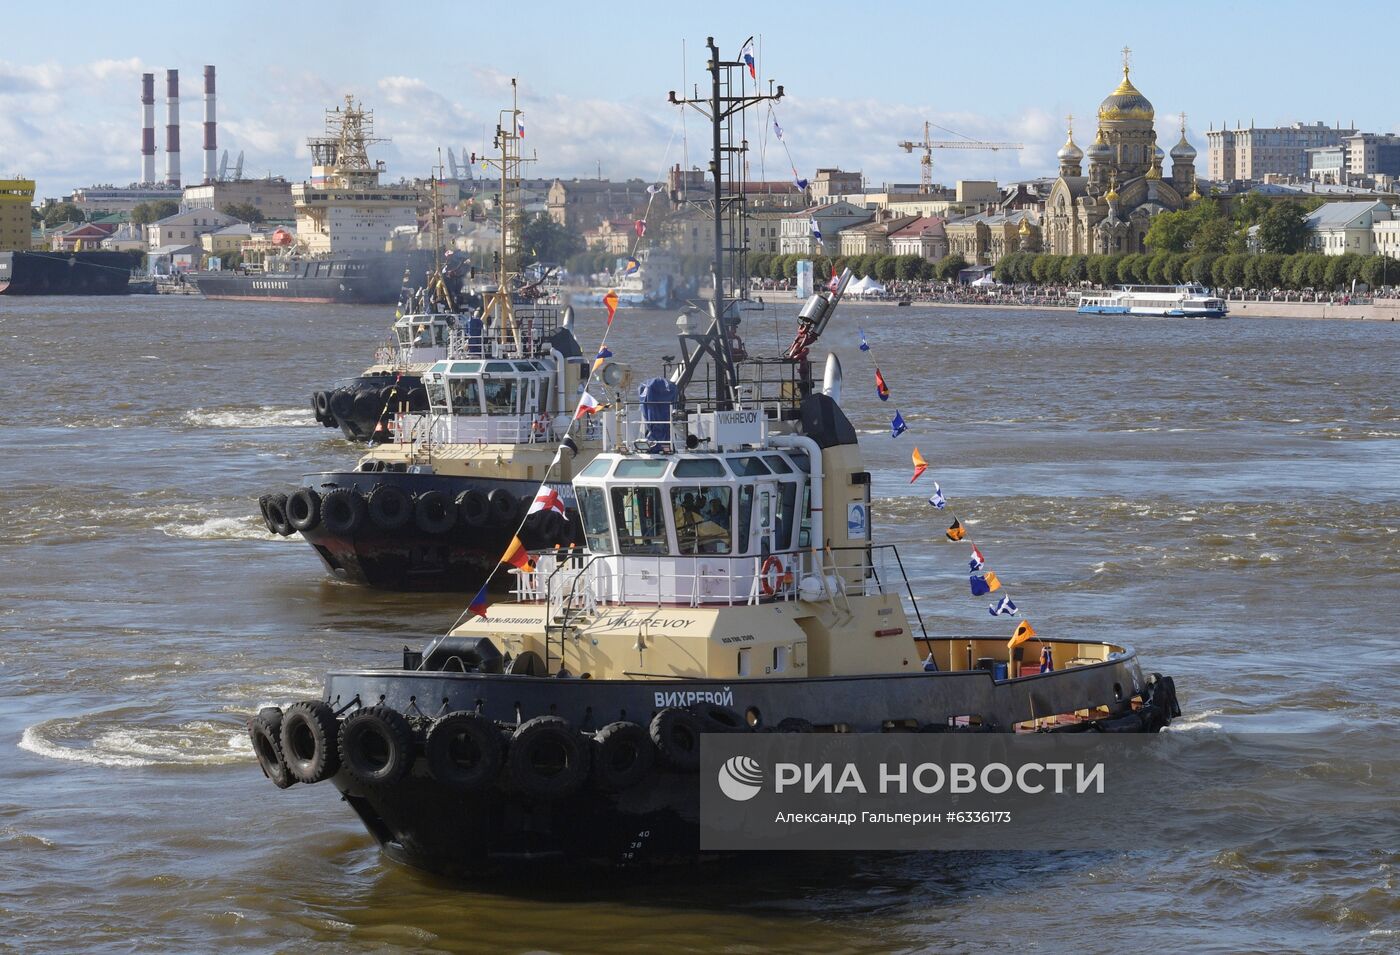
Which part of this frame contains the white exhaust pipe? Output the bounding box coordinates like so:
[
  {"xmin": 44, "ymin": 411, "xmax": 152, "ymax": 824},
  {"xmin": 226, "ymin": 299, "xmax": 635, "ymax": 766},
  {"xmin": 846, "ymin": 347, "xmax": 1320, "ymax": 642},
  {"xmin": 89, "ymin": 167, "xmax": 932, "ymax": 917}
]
[{"xmin": 821, "ymin": 352, "xmax": 842, "ymax": 402}]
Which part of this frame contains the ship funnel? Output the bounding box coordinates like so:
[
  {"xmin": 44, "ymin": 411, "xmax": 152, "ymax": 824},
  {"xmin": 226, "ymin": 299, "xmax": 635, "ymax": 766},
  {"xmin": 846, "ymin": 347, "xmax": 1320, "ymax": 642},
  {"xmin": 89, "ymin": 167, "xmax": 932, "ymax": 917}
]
[
  {"xmin": 822, "ymin": 352, "xmax": 843, "ymax": 402},
  {"xmin": 140, "ymin": 73, "xmax": 156, "ymax": 184},
  {"xmin": 202, "ymin": 65, "xmax": 217, "ymax": 184},
  {"xmin": 164, "ymin": 69, "xmax": 180, "ymax": 187},
  {"xmin": 561, "ymin": 304, "xmax": 574, "ymax": 331}
]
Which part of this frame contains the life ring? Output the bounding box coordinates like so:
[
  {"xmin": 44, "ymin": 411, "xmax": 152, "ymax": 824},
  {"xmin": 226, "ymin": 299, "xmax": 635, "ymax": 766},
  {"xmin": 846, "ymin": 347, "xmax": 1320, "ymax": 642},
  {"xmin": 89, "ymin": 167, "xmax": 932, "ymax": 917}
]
[
  {"xmin": 248, "ymin": 706, "xmax": 296, "ymax": 789},
  {"xmin": 264, "ymin": 493, "xmax": 293, "ymax": 537},
  {"xmin": 286, "ymin": 487, "xmax": 321, "ymax": 532},
  {"xmin": 648, "ymin": 708, "xmax": 701, "ymax": 772},
  {"xmin": 320, "ymin": 487, "xmax": 366, "ymax": 536},
  {"xmin": 338, "ymin": 704, "xmax": 414, "ymax": 786},
  {"xmin": 367, "ymin": 483, "xmax": 412, "ymax": 530},
  {"xmin": 505, "ymin": 715, "xmax": 589, "ymax": 800},
  {"xmin": 425, "ymin": 711, "xmax": 504, "ymax": 791},
  {"xmin": 455, "ymin": 489, "xmax": 489, "ymax": 527},
  {"xmin": 760, "ymin": 555, "xmax": 788, "ymax": 596},
  {"xmin": 413, "ymin": 489, "xmax": 456, "ymax": 535},
  {"xmin": 590, "ymin": 721, "xmax": 655, "ymax": 792},
  {"xmin": 279, "ymin": 700, "xmax": 340, "ymax": 784}
]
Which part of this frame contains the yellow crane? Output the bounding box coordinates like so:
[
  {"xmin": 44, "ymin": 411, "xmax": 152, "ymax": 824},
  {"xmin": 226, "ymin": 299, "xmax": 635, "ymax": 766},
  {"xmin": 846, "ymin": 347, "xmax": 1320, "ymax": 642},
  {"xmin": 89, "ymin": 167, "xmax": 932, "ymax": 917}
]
[{"xmin": 897, "ymin": 121, "xmax": 1023, "ymax": 194}]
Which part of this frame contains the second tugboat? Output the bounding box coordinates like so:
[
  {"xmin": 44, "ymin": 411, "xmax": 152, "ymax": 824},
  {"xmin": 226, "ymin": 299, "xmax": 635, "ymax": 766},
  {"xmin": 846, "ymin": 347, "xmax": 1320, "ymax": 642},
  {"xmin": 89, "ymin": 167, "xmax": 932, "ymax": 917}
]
[{"xmin": 250, "ymin": 42, "xmax": 1181, "ymax": 875}]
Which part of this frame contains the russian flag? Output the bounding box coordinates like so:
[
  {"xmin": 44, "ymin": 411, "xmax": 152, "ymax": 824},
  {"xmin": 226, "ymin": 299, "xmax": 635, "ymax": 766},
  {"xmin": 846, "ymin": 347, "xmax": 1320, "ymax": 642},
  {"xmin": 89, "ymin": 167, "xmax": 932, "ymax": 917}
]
[
  {"xmin": 740, "ymin": 40, "xmax": 756, "ymax": 80},
  {"xmin": 517, "ymin": 116, "xmax": 525, "ymax": 138}
]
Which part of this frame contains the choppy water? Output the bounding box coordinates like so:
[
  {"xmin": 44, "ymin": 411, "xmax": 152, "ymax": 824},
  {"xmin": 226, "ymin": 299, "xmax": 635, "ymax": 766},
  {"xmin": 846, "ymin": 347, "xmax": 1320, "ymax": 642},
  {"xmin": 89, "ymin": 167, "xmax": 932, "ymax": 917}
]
[{"xmin": 1, "ymin": 296, "xmax": 1396, "ymax": 953}]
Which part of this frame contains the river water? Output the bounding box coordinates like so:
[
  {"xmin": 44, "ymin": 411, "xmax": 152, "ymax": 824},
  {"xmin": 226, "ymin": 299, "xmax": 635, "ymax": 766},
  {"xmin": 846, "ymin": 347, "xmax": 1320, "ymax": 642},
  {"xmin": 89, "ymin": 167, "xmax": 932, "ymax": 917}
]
[{"xmin": 1, "ymin": 296, "xmax": 1396, "ymax": 953}]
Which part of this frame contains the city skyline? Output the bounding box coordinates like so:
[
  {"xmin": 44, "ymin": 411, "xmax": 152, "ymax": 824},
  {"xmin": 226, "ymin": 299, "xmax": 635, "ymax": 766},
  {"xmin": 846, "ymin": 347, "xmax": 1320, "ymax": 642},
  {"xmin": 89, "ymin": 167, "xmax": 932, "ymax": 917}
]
[{"xmin": 2, "ymin": 0, "xmax": 1395, "ymax": 200}]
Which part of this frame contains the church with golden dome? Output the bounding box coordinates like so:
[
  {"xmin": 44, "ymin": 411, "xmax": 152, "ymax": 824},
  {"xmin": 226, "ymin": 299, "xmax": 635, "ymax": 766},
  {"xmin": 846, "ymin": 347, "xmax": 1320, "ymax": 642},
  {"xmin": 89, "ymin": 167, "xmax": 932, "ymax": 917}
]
[{"xmin": 1041, "ymin": 50, "xmax": 1199, "ymax": 256}]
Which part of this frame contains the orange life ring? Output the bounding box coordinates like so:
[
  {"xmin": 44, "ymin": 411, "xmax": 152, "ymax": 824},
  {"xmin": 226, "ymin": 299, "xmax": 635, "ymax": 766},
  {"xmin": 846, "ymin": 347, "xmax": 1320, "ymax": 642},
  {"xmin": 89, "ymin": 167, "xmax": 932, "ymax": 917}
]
[{"xmin": 760, "ymin": 555, "xmax": 787, "ymax": 597}]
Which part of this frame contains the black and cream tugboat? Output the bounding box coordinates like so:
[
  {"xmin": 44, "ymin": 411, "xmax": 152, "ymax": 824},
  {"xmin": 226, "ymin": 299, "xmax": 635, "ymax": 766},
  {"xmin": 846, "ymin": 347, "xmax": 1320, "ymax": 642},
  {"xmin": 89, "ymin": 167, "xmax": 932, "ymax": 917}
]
[
  {"xmin": 309, "ymin": 255, "xmax": 478, "ymax": 444},
  {"xmin": 250, "ymin": 42, "xmax": 1181, "ymax": 875}
]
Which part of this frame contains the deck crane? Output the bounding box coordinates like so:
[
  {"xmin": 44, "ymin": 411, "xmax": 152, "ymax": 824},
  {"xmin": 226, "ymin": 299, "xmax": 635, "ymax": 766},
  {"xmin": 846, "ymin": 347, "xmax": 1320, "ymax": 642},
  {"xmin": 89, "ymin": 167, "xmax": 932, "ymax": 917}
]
[{"xmin": 897, "ymin": 121, "xmax": 1023, "ymax": 194}]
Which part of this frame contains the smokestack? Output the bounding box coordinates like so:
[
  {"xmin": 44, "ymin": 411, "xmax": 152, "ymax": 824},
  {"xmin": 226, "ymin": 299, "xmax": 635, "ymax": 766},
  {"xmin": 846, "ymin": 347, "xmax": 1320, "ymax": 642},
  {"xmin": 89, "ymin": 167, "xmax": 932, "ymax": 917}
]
[
  {"xmin": 141, "ymin": 73, "xmax": 156, "ymax": 184},
  {"xmin": 165, "ymin": 69, "xmax": 181, "ymax": 188},
  {"xmin": 203, "ymin": 65, "xmax": 217, "ymax": 183}
]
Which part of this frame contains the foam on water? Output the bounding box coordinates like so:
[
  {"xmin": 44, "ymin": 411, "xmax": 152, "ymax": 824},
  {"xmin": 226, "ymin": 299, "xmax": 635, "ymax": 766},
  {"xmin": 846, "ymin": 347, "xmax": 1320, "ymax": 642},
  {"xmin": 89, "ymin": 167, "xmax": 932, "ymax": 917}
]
[
  {"xmin": 19, "ymin": 714, "xmax": 253, "ymax": 769},
  {"xmin": 158, "ymin": 515, "xmax": 273, "ymax": 541},
  {"xmin": 182, "ymin": 407, "xmax": 312, "ymax": 429}
]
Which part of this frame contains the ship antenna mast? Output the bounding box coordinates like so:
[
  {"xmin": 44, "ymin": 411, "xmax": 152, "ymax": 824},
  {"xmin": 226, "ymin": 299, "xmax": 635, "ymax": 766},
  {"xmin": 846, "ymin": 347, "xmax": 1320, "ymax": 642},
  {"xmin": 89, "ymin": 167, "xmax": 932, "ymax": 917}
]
[
  {"xmin": 668, "ymin": 36, "xmax": 783, "ymax": 410},
  {"xmin": 475, "ymin": 78, "xmax": 536, "ymax": 351}
]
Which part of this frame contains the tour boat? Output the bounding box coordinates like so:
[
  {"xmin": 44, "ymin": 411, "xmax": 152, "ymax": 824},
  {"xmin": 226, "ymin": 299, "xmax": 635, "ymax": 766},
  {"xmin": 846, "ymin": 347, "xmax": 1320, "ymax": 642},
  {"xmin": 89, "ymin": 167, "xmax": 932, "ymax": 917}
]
[{"xmin": 1077, "ymin": 283, "xmax": 1228, "ymax": 318}]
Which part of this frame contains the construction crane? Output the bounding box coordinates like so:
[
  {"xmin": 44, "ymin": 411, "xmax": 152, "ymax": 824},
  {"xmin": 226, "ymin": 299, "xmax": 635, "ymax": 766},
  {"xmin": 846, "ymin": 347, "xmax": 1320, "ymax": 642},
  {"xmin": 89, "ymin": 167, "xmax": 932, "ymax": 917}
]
[{"xmin": 897, "ymin": 121, "xmax": 1023, "ymax": 194}]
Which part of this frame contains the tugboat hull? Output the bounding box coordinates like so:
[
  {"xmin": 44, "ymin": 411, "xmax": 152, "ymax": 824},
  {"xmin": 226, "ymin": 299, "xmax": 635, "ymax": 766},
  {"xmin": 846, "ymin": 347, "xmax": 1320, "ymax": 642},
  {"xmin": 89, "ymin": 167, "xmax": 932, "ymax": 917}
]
[
  {"xmin": 282, "ymin": 470, "xmax": 579, "ymax": 591},
  {"xmin": 310, "ymin": 373, "xmax": 429, "ymax": 443},
  {"xmin": 287, "ymin": 649, "xmax": 1177, "ymax": 875}
]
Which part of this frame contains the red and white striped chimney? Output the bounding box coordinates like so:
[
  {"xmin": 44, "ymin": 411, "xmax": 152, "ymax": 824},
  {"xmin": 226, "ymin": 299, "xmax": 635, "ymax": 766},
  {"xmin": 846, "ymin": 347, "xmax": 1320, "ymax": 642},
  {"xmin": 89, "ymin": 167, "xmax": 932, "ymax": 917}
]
[
  {"xmin": 165, "ymin": 69, "xmax": 181, "ymax": 187},
  {"xmin": 141, "ymin": 73, "xmax": 156, "ymax": 184},
  {"xmin": 202, "ymin": 65, "xmax": 217, "ymax": 184}
]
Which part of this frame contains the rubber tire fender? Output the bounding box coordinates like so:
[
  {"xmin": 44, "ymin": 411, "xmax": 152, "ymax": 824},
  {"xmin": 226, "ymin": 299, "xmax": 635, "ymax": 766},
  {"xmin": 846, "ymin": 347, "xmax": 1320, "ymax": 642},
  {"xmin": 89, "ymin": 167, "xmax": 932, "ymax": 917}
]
[
  {"xmin": 339, "ymin": 704, "xmax": 415, "ymax": 787},
  {"xmin": 257, "ymin": 494, "xmax": 278, "ymax": 535},
  {"xmin": 314, "ymin": 390, "xmax": 332, "ymax": 419},
  {"xmin": 319, "ymin": 487, "xmax": 367, "ymax": 536},
  {"xmin": 367, "ymin": 483, "xmax": 412, "ymax": 531},
  {"xmin": 590, "ymin": 720, "xmax": 655, "ymax": 792},
  {"xmin": 248, "ymin": 706, "xmax": 296, "ymax": 789},
  {"xmin": 414, "ymin": 489, "xmax": 457, "ymax": 535},
  {"xmin": 329, "ymin": 389, "xmax": 355, "ymax": 420},
  {"xmin": 456, "ymin": 489, "xmax": 489, "ymax": 528},
  {"xmin": 505, "ymin": 715, "xmax": 589, "ymax": 800},
  {"xmin": 286, "ymin": 487, "xmax": 321, "ymax": 532},
  {"xmin": 649, "ymin": 708, "xmax": 702, "ymax": 773},
  {"xmin": 279, "ymin": 700, "xmax": 340, "ymax": 784},
  {"xmin": 424, "ymin": 711, "xmax": 504, "ymax": 791},
  {"xmin": 486, "ymin": 487, "xmax": 518, "ymax": 527},
  {"xmin": 352, "ymin": 388, "xmax": 380, "ymax": 418},
  {"xmin": 690, "ymin": 703, "xmax": 747, "ymax": 733},
  {"xmin": 310, "ymin": 393, "xmax": 325, "ymax": 424},
  {"xmin": 264, "ymin": 492, "xmax": 293, "ymax": 537}
]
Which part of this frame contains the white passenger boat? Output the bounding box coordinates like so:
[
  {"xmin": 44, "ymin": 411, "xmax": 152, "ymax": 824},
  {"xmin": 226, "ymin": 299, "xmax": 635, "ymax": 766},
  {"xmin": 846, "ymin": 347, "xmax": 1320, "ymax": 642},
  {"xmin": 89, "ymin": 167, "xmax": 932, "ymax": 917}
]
[{"xmin": 1078, "ymin": 284, "xmax": 1228, "ymax": 319}]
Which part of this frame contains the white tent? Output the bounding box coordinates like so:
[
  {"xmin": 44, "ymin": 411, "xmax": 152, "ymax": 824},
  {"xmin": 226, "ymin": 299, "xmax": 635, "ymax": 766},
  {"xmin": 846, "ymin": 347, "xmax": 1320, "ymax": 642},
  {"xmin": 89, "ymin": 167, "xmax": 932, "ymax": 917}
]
[
  {"xmin": 849, "ymin": 275, "xmax": 886, "ymax": 296},
  {"xmin": 970, "ymin": 273, "xmax": 997, "ymax": 287}
]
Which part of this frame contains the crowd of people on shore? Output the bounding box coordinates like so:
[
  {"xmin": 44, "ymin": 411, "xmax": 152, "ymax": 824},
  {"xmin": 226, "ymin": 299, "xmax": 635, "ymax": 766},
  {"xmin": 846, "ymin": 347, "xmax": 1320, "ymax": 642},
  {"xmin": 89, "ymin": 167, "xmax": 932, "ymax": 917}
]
[{"xmin": 808, "ymin": 280, "xmax": 1400, "ymax": 308}]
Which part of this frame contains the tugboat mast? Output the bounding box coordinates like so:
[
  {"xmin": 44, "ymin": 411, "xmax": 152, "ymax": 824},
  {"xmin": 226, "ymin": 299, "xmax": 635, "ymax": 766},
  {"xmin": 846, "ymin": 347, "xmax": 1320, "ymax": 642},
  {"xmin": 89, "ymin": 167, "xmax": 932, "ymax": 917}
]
[
  {"xmin": 477, "ymin": 78, "xmax": 535, "ymax": 348},
  {"xmin": 669, "ymin": 37, "xmax": 784, "ymax": 410}
]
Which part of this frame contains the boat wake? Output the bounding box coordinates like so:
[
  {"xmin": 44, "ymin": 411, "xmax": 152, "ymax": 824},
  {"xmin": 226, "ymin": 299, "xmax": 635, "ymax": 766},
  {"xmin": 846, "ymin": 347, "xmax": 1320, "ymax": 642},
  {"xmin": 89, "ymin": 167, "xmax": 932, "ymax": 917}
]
[
  {"xmin": 181, "ymin": 407, "xmax": 312, "ymax": 429},
  {"xmin": 19, "ymin": 709, "xmax": 252, "ymax": 768},
  {"xmin": 158, "ymin": 514, "xmax": 277, "ymax": 541}
]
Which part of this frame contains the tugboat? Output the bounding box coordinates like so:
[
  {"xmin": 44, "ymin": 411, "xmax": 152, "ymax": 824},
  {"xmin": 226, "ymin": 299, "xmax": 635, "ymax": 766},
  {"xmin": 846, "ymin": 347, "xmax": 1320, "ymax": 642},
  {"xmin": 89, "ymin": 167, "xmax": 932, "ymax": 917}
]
[
  {"xmin": 249, "ymin": 42, "xmax": 1181, "ymax": 875},
  {"xmin": 310, "ymin": 255, "xmax": 480, "ymax": 443},
  {"xmin": 260, "ymin": 82, "xmax": 594, "ymax": 591}
]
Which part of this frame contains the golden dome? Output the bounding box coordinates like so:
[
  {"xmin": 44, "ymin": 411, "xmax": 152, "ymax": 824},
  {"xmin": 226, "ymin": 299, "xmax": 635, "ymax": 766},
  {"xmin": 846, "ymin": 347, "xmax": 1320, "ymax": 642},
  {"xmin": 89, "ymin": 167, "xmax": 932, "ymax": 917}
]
[
  {"xmin": 1104, "ymin": 178, "xmax": 1121, "ymax": 202},
  {"xmin": 1146, "ymin": 163, "xmax": 1162, "ymax": 180},
  {"xmin": 1097, "ymin": 66, "xmax": 1154, "ymax": 121},
  {"xmin": 1187, "ymin": 184, "xmax": 1202, "ymax": 201},
  {"xmin": 1018, "ymin": 217, "xmax": 1032, "ymax": 236}
]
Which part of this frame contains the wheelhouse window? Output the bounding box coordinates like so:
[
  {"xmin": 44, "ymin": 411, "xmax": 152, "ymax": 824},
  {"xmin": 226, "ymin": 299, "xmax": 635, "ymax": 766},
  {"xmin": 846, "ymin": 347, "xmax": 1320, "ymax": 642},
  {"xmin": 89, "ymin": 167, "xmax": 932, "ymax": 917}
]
[
  {"xmin": 775, "ymin": 482, "xmax": 798, "ymax": 550},
  {"xmin": 577, "ymin": 487, "xmax": 612, "ymax": 553},
  {"xmin": 610, "ymin": 486, "xmax": 667, "ymax": 554},
  {"xmin": 483, "ymin": 378, "xmax": 518, "ymax": 414},
  {"xmin": 671, "ymin": 486, "xmax": 732, "ymax": 555},
  {"xmin": 425, "ymin": 381, "xmax": 447, "ymax": 412},
  {"xmin": 448, "ymin": 378, "xmax": 481, "ymax": 415}
]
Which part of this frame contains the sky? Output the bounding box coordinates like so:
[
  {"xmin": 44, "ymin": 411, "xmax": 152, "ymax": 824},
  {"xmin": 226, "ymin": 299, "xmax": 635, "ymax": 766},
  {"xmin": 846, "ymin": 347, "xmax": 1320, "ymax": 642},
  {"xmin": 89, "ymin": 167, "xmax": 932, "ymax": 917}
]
[{"xmin": 1, "ymin": 0, "xmax": 1395, "ymax": 201}]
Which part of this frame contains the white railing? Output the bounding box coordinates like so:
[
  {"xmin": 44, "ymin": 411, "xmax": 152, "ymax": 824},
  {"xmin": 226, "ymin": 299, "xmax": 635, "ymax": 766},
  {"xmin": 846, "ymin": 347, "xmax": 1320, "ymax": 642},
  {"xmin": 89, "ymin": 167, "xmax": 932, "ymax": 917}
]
[{"xmin": 513, "ymin": 546, "xmax": 888, "ymax": 610}]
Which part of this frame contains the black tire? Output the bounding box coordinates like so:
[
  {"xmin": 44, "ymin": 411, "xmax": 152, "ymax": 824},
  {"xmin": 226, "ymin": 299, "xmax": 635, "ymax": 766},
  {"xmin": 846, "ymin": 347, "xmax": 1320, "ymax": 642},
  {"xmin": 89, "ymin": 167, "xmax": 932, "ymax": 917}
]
[
  {"xmin": 487, "ymin": 488, "xmax": 518, "ymax": 527},
  {"xmin": 504, "ymin": 650, "xmax": 545, "ymax": 676},
  {"xmin": 264, "ymin": 493, "xmax": 293, "ymax": 537},
  {"xmin": 339, "ymin": 704, "xmax": 415, "ymax": 786},
  {"xmin": 310, "ymin": 393, "xmax": 324, "ymax": 424},
  {"xmin": 377, "ymin": 385, "xmax": 398, "ymax": 410},
  {"xmin": 649, "ymin": 708, "xmax": 702, "ymax": 773},
  {"xmin": 320, "ymin": 487, "xmax": 366, "ymax": 536},
  {"xmin": 456, "ymin": 489, "xmax": 489, "ymax": 527},
  {"xmin": 314, "ymin": 390, "xmax": 332, "ymax": 418},
  {"xmin": 286, "ymin": 487, "xmax": 321, "ymax": 532},
  {"xmin": 280, "ymin": 700, "xmax": 340, "ymax": 784},
  {"xmin": 367, "ymin": 483, "xmax": 412, "ymax": 531},
  {"xmin": 257, "ymin": 494, "xmax": 277, "ymax": 535},
  {"xmin": 352, "ymin": 388, "xmax": 379, "ymax": 418},
  {"xmin": 406, "ymin": 386, "xmax": 428, "ymax": 409},
  {"xmin": 691, "ymin": 703, "xmax": 747, "ymax": 733},
  {"xmin": 329, "ymin": 389, "xmax": 354, "ymax": 420},
  {"xmin": 249, "ymin": 707, "xmax": 296, "ymax": 789},
  {"xmin": 425, "ymin": 711, "xmax": 504, "ymax": 791},
  {"xmin": 590, "ymin": 721, "xmax": 655, "ymax": 792},
  {"xmin": 506, "ymin": 716, "xmax": 589, "ymax": 800},
  {"xmin": 776, "ymin": 717, "xmax": 815, "ymax": 734},
  {"xmin": 414, "ymin": 489, "xmax": 457, "ymax": 535}
]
